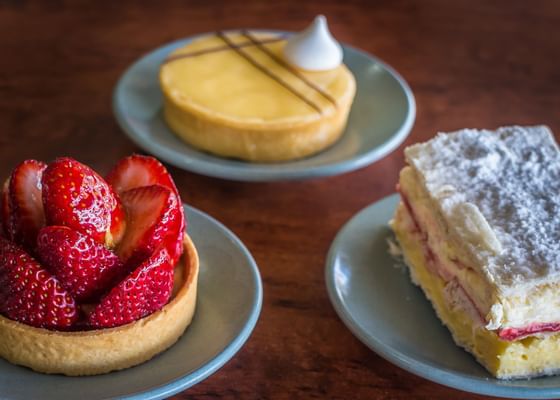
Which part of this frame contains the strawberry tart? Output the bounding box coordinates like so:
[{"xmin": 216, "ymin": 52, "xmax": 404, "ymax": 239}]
[{"xmin": 0, "ymin": 155, "xmax": 198, "ymax": 376}]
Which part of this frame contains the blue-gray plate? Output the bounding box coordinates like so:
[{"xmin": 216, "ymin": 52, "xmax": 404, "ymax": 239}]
[
  {"xmin": 325, "ymin": 194, "xmax": 560, "ymax": 399},
  {"xmin": 0, "ymin": 205, "xmax": 262, "ymax": 400},
  {"xmin": 112, "ymin": 31, "xmax": 415, "ymax": 181}
]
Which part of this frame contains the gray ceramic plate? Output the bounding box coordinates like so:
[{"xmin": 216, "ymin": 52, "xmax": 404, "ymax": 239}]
[
  {"xmin": 325, "ymin": 194, "xmax": 560, "ymax": 399},
  {"xmin": 112, "ymin": 31, "xmax": 415, "ymax": 181},
  {"xmin": 0, "ymin": 205, "xmax": 262, "ymax": 400}
]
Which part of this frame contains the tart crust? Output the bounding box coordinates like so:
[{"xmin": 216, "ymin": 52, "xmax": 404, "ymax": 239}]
[
  {"xmin": 160, "ymin": 32, "xmax": 356, "ymax": 162},
  {"xmin": 0, "ymin": 234, "xmax": 199, "ymax": 376}
]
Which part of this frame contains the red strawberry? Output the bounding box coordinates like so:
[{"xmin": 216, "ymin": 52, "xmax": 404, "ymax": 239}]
[
  {"xmin": 42, "ymin": 157, "xmax": 126, "ymax": 248},
  {"xmin": 106, "ymin": 154, "xmax": 180, "ymax": 197},
  {"xmin": 87, "ymin": 246, "xmax": 174, "ymax": 328},
  {"xmin": 37, "ymin": 226, "xmax": 125, "ymax": 302},
  {"xmin": 0, "ymin": 237, "xmax": 78, "ymax": 329},
  {"xmin": 116, "ymin": 185, "xmax": 181, "ymax": 267},
  {"xmin": 167, "ymin": 227, "xmax": 185, "ymax": 265},
  {"xmin": 8, "ymin": 160, "xmax": 47, "ymax": 250},
  {"xmin": 107, "ymin": 155, "xmax": 185, "ymax": 263},
  {"xmin": 163, "ymin": 205, "xmax": 184, "ymax": 266},
  {"xmin": 0, "ymin": 179, "xmax": 11, "ymax": 237}
]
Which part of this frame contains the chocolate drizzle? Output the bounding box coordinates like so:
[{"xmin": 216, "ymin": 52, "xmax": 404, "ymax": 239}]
[
  {"xmin": 216, "ymin": 31, "xmax": 323, "ymax": 114},
  {"xmin": 163, "ymin": 36, "xmax": 287, "ymax": 64},
  {"xmin": 241, "ymin": 30, "xmax": 338, "ymax": 108}
]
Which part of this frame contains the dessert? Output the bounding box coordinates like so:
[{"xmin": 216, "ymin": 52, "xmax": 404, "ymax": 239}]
[
  {"xmin": 160, "ymin": 15, "xmax": 356, "ymax": 162},
  {"xmin": 0, "ymin": 155, "xmax": 198, "ymax": 376},
  {"xmin": 390, "ymin": 125, "xmax": 560, "ymax": 379}
]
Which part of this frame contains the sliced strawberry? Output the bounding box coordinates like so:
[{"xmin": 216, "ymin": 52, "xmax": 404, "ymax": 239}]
[
  {"xmin": 167, "ymin": 226, "xmax": 185, "ymax": 265},
  {"xmin": 107, "ymin": 155, "xmax": 185, "ymax": 263},
  {"xmin": 106, "ymin": 154, "xmax": 180, "ymax": 197},
  {"xmin": 7, "ymin": 160, "xmax": 47, "ymax": 250},
  {"xmin": 116, "ymin": 184, "xmax": 181, "ymax": 267},
  {"xmin": 87, "ymin": 246, "xmax": 174, "ymax": 328},
  {"xmin": 0, "ymin": 179, "xmax": 11, "ymax": 237},
  {"xmin": 0, "ymin": 237, "xmax": 78, "ymax": 329},
  {"xmin": 168, "ymin": 206, "xmax": 185, "ymax": 264},
  {"xmin": 42, "ymin": 157, "xmax": 126, "ymax": 247},
  {"xmin": 37, "ymin": 226, "xmax": 125, "ymax": 302}
]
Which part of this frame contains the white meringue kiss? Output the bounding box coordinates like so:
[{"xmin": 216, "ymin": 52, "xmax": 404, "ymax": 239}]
[{"xmin": 284, "ymin": 15, "xmax": 343, "ymax": 71}]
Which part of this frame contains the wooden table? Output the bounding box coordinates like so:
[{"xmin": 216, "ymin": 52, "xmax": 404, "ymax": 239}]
[{"xmin": 1, "ymin": 1, "xmax": 559, "ymax": 399}]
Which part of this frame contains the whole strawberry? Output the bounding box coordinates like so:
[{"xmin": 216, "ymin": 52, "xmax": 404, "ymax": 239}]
[
  {"xmin": 7, "ymin": 160, "xmax": 47, "ymax": 250},
  {"xmin": 117, "ymin": 184, "xmax": 182, "ymax": 267},
  {"xmin": 42, "ymin": 157, "xmax": 126, "ymax": 248},
  {"xmin": 88, "ymin": 246, "xmax": 174, "ymax": 328},
  {"xmin": 37, "ymin": 226, "xmax": 125, "ymax": 302},
  {"xmin": 0, "ymin": 238, "xmax": 78, "ymax": 329}
]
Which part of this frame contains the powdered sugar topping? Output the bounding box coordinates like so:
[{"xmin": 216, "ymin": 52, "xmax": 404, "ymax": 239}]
[{"xmin": 405, "ymin": 126, "xmax": 560, "ymax": 288}]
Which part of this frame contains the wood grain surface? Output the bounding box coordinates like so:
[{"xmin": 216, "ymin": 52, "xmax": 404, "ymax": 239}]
[{"xmin": 1, "ymin": 1, "xmax": 559, "ymax": 399}]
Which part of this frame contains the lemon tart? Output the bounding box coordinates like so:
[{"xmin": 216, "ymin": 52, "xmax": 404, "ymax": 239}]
[
  {"xmin": 160, "ymin": 27, "xmax": 356, "ymax": 162},
  {"xmin": 0, "ymin": 234, "xmax": 198, "ymax": 376}
]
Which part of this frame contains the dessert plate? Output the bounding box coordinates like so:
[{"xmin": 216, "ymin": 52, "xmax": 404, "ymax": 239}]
[
  {"xmin": 0, "ymin": 205, "xmax": 262, "ymax": 400},
  {"xmin": 113, "ymin": 31, "xmax": 415, "ymax": 181},
  {"xmin": 325, "ymin": 194, "xmax": 560, "ymax": 399}
]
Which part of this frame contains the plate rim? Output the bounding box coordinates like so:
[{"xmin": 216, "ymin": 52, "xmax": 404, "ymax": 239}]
[
  {"xmin": 325, "ymin": 193, "xmax": 560, "ymax": 399},
  {"xmin": 112, "ymin": 30, "xmax": 416, "ymax": 182}
]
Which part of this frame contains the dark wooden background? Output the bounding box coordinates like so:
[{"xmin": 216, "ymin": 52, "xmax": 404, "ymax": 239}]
[{"xmin": 1, "ymin": 1, "xmax": 559, "ymax": 399}]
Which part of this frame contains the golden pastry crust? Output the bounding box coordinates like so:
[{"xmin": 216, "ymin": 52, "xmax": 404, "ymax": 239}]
[
  {"xmin": 160, "ymin": 32, "xmax": 356, "ymax": 162},
  {"xmin": 0, "ymin": 234, "xmax": 198, "ymax": 376}
]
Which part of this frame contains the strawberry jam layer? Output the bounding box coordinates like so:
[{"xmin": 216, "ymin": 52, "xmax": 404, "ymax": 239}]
[
  {"xmin": 399, "ymin": 189, "xmax": 445, "ymax": 278},
  {"xmin": 499, "ymin": 323, "xmax": 560, "ymax": 341},
  {"xmin": 399, "ymin": 188, "xmax": 461, "ymax": 282}
]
